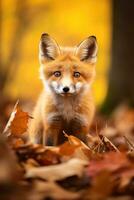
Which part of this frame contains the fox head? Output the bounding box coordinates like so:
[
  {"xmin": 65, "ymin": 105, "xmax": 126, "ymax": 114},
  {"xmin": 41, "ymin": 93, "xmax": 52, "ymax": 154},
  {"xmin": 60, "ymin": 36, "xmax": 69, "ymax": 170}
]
[{"xmin": 39, "ymin": 33, "xmax": 98, "ymax": 96}]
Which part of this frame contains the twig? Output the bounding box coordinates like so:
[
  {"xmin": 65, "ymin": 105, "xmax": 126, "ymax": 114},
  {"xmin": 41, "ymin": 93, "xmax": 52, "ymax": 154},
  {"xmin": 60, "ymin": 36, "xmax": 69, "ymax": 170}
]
[
  {"xmin": 123, "ymin": 135, "xmax": 134, "ymax": 151},
  {"xmin": 99, "ymin": 134, "xmax": 120, "ymax": 153}
]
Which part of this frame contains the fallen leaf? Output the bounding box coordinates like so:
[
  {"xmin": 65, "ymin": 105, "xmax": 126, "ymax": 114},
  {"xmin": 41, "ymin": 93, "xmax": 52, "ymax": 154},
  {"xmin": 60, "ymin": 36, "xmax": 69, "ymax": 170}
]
[
  {"xmin": 25, "ymin": 158, "xmax": 88, "ymax": 181},
  {"xmin": 87, "ymin": 152, "xmax": 130, "ymax": 177},
  {"xmin": 3, "ymin": 101, "xmax": 31, "ymax": 136},
  {"xmin": 64, "ymin": 132, "xmax": 89, "ymax": 149},
  {"xmin": 14, "ymin": 143, "xmax": 61, "ymax": 166},
  {"xmin": 3, "ymin": 100, "xmax": 19, "ymax": 136},
  {"xmin": 36, "ymin": 149, "xmax": 61, "ymax": 165},
  {"xmin": 10, "ymin": 107, "xmax": 30, "ymax": 136},
  {"xmin": 120, "ymin": 168, "xmax": 134, "ymax": 189},
  {"xmin": 63, "ymin": 133, "xmax": 92, "ymax": 161},
  {"xmin": 33, "ymin": 180, "xmax": 80, "ymax": 199},
  {"xmin": 85, "ymin": 171, "xmax": 114, "ymax": 200},
  {"xmin": 59, "ymin": 141, "xmax": 78, "ymax": 156}
]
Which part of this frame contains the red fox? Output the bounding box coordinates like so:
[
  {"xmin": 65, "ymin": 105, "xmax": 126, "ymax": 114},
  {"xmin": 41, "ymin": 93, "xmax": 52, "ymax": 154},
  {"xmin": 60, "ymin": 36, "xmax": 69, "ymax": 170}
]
[{"xmin": 29, "ymin": 33, "xmax": 98, "ymax": 145}]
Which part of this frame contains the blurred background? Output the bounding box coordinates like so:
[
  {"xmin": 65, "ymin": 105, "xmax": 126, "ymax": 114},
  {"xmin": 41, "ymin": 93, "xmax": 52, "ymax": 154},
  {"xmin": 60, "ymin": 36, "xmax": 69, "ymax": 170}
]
[
  {"xmin": 0, "ymin": 0, "xmax": 111, "ymax": 103},
  {"xmin": 0, "ymin": 0, "xmax": 134, "ymax": 124}
]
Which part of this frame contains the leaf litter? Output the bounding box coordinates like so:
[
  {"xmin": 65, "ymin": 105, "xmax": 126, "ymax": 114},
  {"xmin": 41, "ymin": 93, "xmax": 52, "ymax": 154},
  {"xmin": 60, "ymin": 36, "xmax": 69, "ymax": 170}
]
[{"xmin": 0, "ymin": 102, "xmax": 134, "ymax": 200}]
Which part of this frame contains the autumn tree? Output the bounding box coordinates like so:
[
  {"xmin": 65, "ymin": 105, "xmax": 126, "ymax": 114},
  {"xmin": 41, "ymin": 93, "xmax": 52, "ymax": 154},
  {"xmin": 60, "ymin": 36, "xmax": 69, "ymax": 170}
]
[
  {"xmin": 0, "ymin": 0, "xmax": 49, "ymax": 98},
  {"xmin": 101, "ymin": 0, "xmax": 134, "ymax": 114}
]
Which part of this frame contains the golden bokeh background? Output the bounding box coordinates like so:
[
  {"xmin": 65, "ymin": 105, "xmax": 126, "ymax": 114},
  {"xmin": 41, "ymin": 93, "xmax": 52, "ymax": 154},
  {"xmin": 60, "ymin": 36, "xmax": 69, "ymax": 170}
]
[{"xmin": 2, "ymin": 0, "xmax": 112, "ymax": 105}]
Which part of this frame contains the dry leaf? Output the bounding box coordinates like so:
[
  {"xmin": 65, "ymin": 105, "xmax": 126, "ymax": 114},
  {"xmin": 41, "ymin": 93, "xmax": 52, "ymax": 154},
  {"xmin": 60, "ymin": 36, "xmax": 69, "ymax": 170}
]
[
  {"xmin": 3, "ymin": 100, "xmax": 19, "ymax": 135},
  {"xmin": 10, "ymin": 107, "xmax": 30, "ymax": 136},
  {"xmin": 63, "ymin": 133, "xmax": 92, "ymax": 161},
  {"xmin": 33, "ymin": 181, "xmax": 80, "ymax": 199},
  {"xmin": 64, "ymin": 132, "xmax": 89, "ymax": 149},
  {"xmin": 59, "ymin": 141, "xmax": 78, "ymax": 156},
  {"xmin": 85, "ymin": 171, "xmax": 114, "ymax": 200},
  {"xmin": 3, "ymin": 101, "xmax": 30, "ymax": 136},
  {"xmin": 36, "ymin": 149, "xmax": 61, "ymax": 165},
  {"xmin": 119, "ymin": 167, "xmax": 134, "ymax": 188},
  {"xmin": 14, "ymin": 144, "xmax": 61, "ymax": 166},
  {"xmin": 87, "ymin": 152, "xmax": 130, "ymax": 177},
  {"xmin": 25, "ymin": 158, "xmax": 88, "ymax": 181}
]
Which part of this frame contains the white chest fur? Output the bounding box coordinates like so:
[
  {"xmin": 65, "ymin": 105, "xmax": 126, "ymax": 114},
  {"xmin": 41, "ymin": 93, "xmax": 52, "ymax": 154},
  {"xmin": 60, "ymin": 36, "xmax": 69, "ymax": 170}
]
[{"xmin": 57, "ymin": 98, "xmax": 75, "ymax": 121}]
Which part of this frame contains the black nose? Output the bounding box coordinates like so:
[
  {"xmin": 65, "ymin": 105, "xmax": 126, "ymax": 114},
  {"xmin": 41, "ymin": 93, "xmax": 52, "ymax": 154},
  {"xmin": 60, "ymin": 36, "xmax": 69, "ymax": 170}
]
[{"xmin": 63, "ymin": 87, "xmax": 70, "ymax": 93}]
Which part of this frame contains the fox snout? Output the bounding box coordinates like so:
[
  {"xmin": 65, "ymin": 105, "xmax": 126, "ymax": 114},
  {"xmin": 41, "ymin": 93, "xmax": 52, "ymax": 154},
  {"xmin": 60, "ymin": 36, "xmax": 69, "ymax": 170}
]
[
  {"xmin": 62, "ymin": 86, "xmax": 70, "ymax": 93},
  {"xmin": 60, "ymin": 85, "xmax": 74, "ymax": 95},
  {"xmin": 50, "ymin": 80, "xmax": 84, "ymax": 96},
  {"xmin": 62, "ymin": 83, "xmax": 84, "ymax": 95},
  {"xmin": 59, "ymin": 76, "xmax": 76, "ymax": 94}
]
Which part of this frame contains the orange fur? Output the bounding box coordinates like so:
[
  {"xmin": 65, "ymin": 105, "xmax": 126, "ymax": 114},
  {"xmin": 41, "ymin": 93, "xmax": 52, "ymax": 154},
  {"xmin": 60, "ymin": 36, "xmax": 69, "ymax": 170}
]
[{"xmin": 28, "ymin": 34, "xmax": 98, "ymax": 145}]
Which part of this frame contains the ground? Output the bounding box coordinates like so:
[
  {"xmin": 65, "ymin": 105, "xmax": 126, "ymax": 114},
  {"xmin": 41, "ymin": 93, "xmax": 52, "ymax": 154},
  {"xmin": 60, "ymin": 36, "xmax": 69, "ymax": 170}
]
[{"xmin": 0, "ymin": 102, "xmax": 134, "ymax": 200}]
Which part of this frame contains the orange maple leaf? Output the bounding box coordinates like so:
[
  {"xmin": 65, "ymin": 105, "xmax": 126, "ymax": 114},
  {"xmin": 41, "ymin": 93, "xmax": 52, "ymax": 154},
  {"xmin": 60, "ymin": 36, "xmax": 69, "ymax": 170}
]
[{"xmin": 10, "ymin": 106, "xmax": 30, "ymax": 136}]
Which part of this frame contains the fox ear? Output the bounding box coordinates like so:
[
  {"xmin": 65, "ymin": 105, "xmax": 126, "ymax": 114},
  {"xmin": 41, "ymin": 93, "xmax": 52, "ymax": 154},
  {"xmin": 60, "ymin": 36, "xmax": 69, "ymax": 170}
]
[
  {"xmin": 75, "ymin": 36, "xmax": 98, "ymax": 63},
  {"xmin": 39, "ymin": 33, "xmax": 61, "ymax": 63}
]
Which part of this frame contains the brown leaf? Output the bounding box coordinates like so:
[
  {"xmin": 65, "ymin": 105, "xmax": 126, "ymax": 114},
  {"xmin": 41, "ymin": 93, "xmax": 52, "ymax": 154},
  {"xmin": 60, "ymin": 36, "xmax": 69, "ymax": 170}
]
[
  {"xmin": 10, "ymin": 106, "xmax": 30, "ymax": 136},
  {"xmin": 36, "ymin": 149, "xmax": 61, "ymax": 166},
  {"xmin": 33, "ymin": 181, "xmax": 80, "ymax": 199},
  {"xmin": 25, "ymin": 158, "xmax": 88, "ymax": 181},
  {"xmin": 87, "ymin": 152, "xmax": 130, "ymax": 177},
  {"xmin": 64, "ymin": 132, "xmax": 89, "ymax": 149},
  {"xmin": 3, "ymin": 101, "xmax": 30, "ymax": 137},
  {"xmin": 63, "ymin": 133, "xmax": 92, "ymax": 160},
  {"xmin": 14, "ymin": 144, "xmax": 60, "ymax": 166},
  {"xmin": 85, "ymin": 171, "xmax": 114, "ymax": 200},
  {"xmin": 59, "ymin": 141, "xmax": 78, "ymax": 156},
  {"xmin": 119, "ymin": 167, "xmax": 134, "ymax": 188}
]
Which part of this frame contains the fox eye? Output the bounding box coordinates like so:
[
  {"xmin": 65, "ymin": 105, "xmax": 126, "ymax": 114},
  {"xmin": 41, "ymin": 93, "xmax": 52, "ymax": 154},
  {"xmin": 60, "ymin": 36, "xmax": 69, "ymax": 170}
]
[
  {"xmin": 73, "ymin": 72, "xmax": 80, "ymax": 78},
  {"xmin": 54, "ymin": 71, "xmax": 61, "ymax": 77}
]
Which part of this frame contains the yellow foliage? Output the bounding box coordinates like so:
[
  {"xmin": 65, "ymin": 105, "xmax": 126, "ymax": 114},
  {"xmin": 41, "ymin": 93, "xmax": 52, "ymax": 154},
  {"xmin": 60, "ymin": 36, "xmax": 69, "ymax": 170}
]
[{"xmin": 2, "ymin": 0, "xmax": 112, "ymax": 105}]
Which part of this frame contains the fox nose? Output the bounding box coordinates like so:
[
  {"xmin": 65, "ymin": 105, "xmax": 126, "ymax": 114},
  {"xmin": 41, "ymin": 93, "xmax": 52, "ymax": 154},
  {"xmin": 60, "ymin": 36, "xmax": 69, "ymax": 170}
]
[{"xmin": 63, "ymin": 86, "xmax": 70, "ymax": 93}]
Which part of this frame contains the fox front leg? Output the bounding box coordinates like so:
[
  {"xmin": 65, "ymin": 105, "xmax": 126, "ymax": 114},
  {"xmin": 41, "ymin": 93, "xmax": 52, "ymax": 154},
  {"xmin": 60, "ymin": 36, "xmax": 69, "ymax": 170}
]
[
  {"xmin": 28, "ymin": 118, "xmax": 43, "ymax": 144},
  {"xmin": 43, "ymin": 115, "xmax": 63, "ymax": 146},
  {"xmin": 43, "ymin": 125, "xmax": 62, "ymax": 146}
]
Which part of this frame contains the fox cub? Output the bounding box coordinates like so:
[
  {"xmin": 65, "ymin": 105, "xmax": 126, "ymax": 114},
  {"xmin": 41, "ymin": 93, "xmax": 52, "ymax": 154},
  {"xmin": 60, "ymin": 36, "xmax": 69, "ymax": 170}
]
[{"xmin": 29, "ymin": 33, "xmax": 98, "ymax": 145}]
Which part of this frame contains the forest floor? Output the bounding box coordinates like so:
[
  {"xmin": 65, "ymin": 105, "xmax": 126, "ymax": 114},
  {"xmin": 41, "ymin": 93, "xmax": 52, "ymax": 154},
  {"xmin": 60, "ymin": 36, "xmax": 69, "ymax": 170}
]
[{"xmin": 0, "ymin": 101, "xmax": 134, "ymax": 200}]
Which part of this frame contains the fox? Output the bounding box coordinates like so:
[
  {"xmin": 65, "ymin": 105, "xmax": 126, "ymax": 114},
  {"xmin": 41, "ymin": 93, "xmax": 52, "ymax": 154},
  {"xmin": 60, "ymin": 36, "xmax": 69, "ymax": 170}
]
[{"xmin": 28, "ymin": 33, "xmax": 98, "ymax": 146}]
